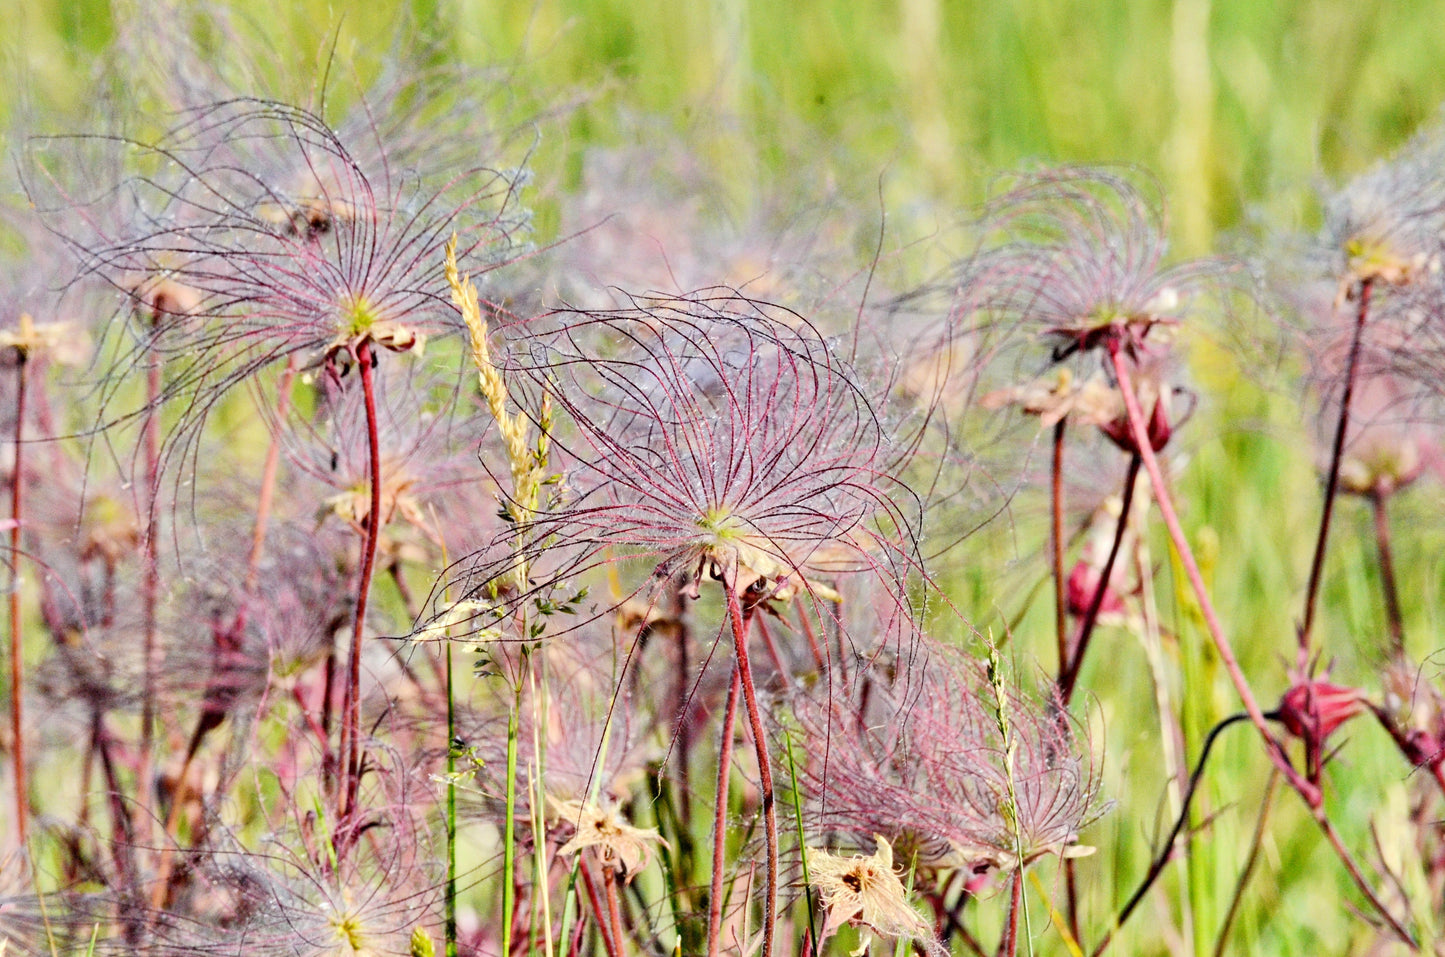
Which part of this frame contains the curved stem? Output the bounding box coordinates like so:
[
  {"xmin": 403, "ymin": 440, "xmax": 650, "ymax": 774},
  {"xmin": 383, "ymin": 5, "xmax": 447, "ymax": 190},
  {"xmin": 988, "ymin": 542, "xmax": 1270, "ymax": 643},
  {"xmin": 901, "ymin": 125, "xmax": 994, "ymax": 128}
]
[
  {"xmin": 8, "ymin": 353, "xmax": 26, "ymax": 854},
  {"xmin": 706, "ymin": 663, "xmax": 743, "ymax": 957},
  {"xmin": 725, "ymin": 583, "xmax": 777, "ymax": 957},
  {"xmin": 1301, "ymin": 278, "xmax": 1372, "ymax": 652},
  {"xmin": 1089, "ymin": 712, "xmax": 1249, "ymax": 957},
  {"xmin": 340, "ymin": 341, "xmax": 384, "ymax": 826}
]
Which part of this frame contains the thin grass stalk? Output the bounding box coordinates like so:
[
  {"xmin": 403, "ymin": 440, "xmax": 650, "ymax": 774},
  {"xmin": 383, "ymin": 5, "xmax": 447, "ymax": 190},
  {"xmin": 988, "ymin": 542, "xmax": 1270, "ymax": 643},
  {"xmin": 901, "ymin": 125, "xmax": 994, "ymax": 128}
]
[
  {"xmin": 1370, "ymin": 492, "xmax": 1405, "ymax": 657},
  {"xmin": 1213, "ymin": 770, "xmax": 1278, "ymax": 957},
  {"xmin": 782, "ymin": 730, "xmax": 819, "ymax": 947},
  {"xmin": 429, "ymin": 518, "xmax": 460, "ymax": 957},
  {"xmin": 527, "ymin": 658, "xmax": 555, "ymax": 957},
  {"xmin": 1301, "ymin": 278, "xmax": 1372, "ymax": 652},
  {"xmin": 340, "ymin": 340, "xmax": 384, "ymax": 825},
  {"xmin": 706, "ymin": 663, "xmax": 743, "ymax": 957},
  {"xmin": 8, "ymin": 351, "xmax": 27, "ymax": 853},
  {"xmin": 446, "ymin": 637, "xmax": 458, "ymax": 956},
  {"xmin": 1132, "ymin": 520, "xmax": 1193, "ymax": 941},
  {"xmin": 1060, "ymin": 454, "xmax": 1141, "ymax": 705},
  {"xmin": 725, "ymin": 583, "xmax": 778, "ymax": 957}
]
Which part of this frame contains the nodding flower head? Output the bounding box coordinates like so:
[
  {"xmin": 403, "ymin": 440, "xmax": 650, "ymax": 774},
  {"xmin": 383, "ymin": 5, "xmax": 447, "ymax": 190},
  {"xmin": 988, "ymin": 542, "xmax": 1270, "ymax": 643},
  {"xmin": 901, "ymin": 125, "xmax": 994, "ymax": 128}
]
[
  {"xmin": 954, "ymin": 166, "xmax": 1224, "ymax": 360},
  {"xmin": 460, "ymin": 290, "xmax": 922, "ymax": 620},
  {"xmin": 74, "ymin": 97, "xmax": 527, "ymax": 447}
]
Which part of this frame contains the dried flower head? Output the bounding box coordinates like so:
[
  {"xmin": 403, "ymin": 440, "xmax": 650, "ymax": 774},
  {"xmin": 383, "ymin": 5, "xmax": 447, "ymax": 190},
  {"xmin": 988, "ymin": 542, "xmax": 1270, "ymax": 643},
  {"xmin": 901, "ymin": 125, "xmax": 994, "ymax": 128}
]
[
  {"xmin": 550, "ymin": 797, "xmax": 666, "ymax": 878},
  {"xmin": 807, "ymin": 835, "xmax": 943, "ymax": 956}
]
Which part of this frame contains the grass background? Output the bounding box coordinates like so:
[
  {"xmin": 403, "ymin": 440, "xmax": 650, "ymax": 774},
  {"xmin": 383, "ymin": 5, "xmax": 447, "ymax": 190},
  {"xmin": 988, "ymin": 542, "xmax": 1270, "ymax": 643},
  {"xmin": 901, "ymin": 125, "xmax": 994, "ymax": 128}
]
[{"xmin": 9, "ymin": 1, "xmax": 1445, "ymax": 953}]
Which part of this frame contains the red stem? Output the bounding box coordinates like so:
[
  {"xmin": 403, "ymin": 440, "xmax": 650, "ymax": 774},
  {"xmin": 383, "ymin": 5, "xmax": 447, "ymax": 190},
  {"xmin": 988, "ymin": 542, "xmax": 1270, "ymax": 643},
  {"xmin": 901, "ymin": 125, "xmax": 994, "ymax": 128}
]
[
  {"xmin": 1370, "ymin": 492, "xmax": 1405, "ymax": 658},
  {"xmin": 726, "ymin": 582, "xmax": 778, "ymax": 957},
  {"xmin": 1107, "ymin": 343, "xmax": 1317, "ymax": 802},
  {"xmin": 1060, "ymin": 454, "xmax": 1140, "ymax": 705},
  {"xmin": 1111, "ymin": 342, "xmax": 1417, "ymax": 948},
  {"xmin": 998, "ymin": 869, "xmax": 1023, "ymax": 957},
  {"xmin": 137, "ymin": 352, "xmax": 163, "ymax": 850},
  {"xmin": 9, "ymin": 353, "xmax": 27, "ymax": 853},
  {"xmin": 706, "ymin": 664, "xmax": 742, "ymax": 957},
  {"xmin": 340, "ymin": 341, "xmax": 384, "ymax": 826},
  {"xmin": 1051, "ymin": 419, "xmax": 1068, "ymax": 673},
  {"xmin": 1301, "ymin": 278, "xmax": 1372, "ymax": 652},
  {"xmin": 602, "ymin": 865, "xmax": 626, "ymax": 955},
  {"xmin": 243, "ymin": 357, "xmax": 298, "ymax": 595},
  {"xmin": 579, "ymin": 858, "xmax": 620, "ymax": 957}
]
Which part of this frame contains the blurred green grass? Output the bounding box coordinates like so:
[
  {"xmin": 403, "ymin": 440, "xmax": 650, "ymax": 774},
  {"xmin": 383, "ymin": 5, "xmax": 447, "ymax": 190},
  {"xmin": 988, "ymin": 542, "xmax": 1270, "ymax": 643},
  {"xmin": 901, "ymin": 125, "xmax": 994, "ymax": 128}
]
[{"xmin": 10, "ymin": 1, "xmax": 1445, "ymax": 954}]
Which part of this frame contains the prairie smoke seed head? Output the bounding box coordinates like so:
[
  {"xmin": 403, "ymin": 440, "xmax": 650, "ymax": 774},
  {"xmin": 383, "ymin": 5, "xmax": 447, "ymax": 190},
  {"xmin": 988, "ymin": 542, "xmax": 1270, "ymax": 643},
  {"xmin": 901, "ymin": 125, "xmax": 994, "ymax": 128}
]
[{"xmin": 960, "ymin": 167, "xmax": 1222, "ymax": 358}]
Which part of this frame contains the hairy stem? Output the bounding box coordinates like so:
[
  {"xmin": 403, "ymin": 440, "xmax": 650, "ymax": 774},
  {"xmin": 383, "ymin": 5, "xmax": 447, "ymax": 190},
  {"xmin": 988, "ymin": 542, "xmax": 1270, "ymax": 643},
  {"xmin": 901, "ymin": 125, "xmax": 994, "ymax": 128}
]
[
  {"xmin": 137, "ymin": 351, "xmax": 163, "ymax": 849},
  {"xmin": 603, "ymin": 864, "xmax": 626, "ymax": 956},
  {"xmin": 1108, "ymin": 343, "xmax": 1318, "ymax": 804},
  {"xmin": 340, "ymin": 340, "xmax": 384, "ymax": 826},
  {"xmin": 725, "ymin": 583, "xmax": 778, "ymax": 957},
  {"xmin": 578, "ymin": 858, "xmax": 620, "ymax": 957},
  {"xmin": 706, "ymin": 663, "xmax": 743, "ymax": 957},
  {"xmin": 1301, "ymin": 278, "xmax": 1372, "ymax": 652},
  {"xmin": 1113, "ymin": 340, "xmax": 1415, "ymax": 948},
  {"xmin": 999, "ymin": 868, "xmax": 1023, "ymax": 957}
]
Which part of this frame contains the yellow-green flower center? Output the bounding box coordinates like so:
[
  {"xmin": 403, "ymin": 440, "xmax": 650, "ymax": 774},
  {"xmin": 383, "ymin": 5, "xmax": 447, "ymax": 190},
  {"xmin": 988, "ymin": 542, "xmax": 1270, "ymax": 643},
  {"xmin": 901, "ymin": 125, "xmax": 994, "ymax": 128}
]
[{"xmin": 340, "ymin": 293, "xmax": 381, "ymax": 340}]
